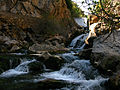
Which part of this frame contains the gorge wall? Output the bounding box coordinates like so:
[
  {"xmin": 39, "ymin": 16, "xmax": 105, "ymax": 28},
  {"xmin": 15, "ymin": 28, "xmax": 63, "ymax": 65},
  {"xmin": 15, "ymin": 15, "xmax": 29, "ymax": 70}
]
[{"xmin": 0, "ymin": 0, "xmax": 76, "ymax": 53}]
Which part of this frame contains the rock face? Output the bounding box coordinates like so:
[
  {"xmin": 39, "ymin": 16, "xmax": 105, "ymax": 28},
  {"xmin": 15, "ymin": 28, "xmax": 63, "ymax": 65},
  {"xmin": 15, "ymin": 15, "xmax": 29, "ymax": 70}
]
[
  {"xmin": 0, "ymin": 0, "xmax": 71, "ymax": 20},
  {"xmin": 0, "ymin": 0, "xmax": 75, "ymax": 53},
  {"xmin": 90, "ymin": 31, "xmax": 120, "ymax": 89},
  {"xmin": 91, "ymin": 31, "xmax": 120, "ymax": 73}
]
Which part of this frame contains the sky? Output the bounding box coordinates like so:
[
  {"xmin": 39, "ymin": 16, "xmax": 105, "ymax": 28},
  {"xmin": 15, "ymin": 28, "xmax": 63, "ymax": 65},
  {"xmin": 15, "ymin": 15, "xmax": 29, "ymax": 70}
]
[{"xmin": 72, "ymin": 0, "xmax": 99, "ymax": 15}]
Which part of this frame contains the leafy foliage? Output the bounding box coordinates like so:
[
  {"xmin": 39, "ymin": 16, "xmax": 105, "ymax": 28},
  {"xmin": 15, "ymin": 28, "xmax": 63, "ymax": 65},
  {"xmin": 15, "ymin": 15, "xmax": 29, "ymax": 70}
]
[
  {"xmin": 90, "ymin": 0, "xmax": 120, "ymax": 30},
  {"xmin": 65, "ymin": 0, "xmax": 73, "ymax": 11},
  {"xmin": 65, "ymin": 0, "xmax": 85, "ymax": 17},
  {"xmin": 88, "ymin": 0, "xmax": 120, "ymax": 41}
]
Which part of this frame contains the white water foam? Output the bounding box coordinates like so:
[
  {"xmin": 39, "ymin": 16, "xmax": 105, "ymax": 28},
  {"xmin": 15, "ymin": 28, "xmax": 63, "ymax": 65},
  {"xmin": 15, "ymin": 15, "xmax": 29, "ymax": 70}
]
[
  {"xmin": 41, "ymin": 53, "xmax": 108, "ymax": 90},
  {"xmin": 70, "ymin": 33, "xmax": 88, "ymax": 48},
  {"xmin": 0, "ymin": 59, "xmax": 36, "ymax": 78}
]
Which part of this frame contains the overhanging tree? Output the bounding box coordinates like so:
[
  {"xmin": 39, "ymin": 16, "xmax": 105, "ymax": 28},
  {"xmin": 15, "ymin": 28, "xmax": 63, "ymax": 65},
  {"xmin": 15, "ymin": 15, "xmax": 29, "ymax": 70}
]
[{"xmin": 88, "ymin": 0, "xmax": 120, "ymax": 41}]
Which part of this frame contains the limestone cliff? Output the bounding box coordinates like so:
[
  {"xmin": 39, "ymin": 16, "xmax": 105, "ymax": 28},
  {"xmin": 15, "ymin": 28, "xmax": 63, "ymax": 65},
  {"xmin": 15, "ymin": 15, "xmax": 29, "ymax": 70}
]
[
  {"xmin": 0, "ymin": 0, "xmax": 71, "ymax": 19},
  {"xmin": 0, "ymin": 0, "xmax": 75, "ymax": 52}
]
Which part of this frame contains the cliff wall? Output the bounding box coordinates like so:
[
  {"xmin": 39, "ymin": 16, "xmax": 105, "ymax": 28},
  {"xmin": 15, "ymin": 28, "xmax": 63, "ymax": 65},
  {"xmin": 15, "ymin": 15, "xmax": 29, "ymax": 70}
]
[{"xmin": 0, "ymin": 0, "xmax": 76, "ymax": 52}]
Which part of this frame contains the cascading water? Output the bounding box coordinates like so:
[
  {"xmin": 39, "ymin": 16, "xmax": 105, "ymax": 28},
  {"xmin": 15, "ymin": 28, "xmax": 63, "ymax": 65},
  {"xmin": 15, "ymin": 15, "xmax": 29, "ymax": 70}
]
[
  {"xmin": 40, "ymin": 33, "xmax": 108, "ymax": 90},
  {"xmin": 69, "ymin": 33, "xmax": 88, "ymax": 53},
  {"xmin": 0, "ymin": 59, "xmax": 36, "ymax": 77}
]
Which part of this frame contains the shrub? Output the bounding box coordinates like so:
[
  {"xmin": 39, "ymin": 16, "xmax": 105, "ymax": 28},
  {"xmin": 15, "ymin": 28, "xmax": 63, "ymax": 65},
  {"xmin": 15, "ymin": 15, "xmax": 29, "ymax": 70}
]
[{"xmin": 65, "ymin": 0, "xmax": 85, "ymax": 17}]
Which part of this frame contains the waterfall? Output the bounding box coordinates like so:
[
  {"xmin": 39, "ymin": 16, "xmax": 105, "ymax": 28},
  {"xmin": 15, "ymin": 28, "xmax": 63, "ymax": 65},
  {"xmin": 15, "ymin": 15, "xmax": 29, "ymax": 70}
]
[
  {"xmin": 0, "ymin": 59, "xmax": 36, "ymax": 77},
  {"xmin": 74, "ymin": 18, "xmax": 87, "ymax": 27}
]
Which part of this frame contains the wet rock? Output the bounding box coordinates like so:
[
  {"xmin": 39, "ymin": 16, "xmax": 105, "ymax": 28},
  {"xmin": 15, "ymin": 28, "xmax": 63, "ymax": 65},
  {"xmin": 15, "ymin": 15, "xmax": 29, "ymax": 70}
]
[
  {"xmin": 85, "ymin": 37, "xmax": 96, "ymax": 49},
  {"xmin": 43, "ymin": 55, "xmax": 65, "ymax": 70},
  {"xmin": 28, "ymin": 61, "xmax": 44, "ymax": 73},
  {"xmin": 35, "ymin": 52, "xmax": 65, "ymax": 70},
  {"xmin": 36, "ymin": 79, "xmax": 66, "ymax": 89},
  {"xmin": 79, "ymin": 48, "xmax": 92, "ymax": 60},
  {"xmin": 2, "ymin": 78, "xmax": 66, "ymax": 90},
  {"xmin": 10, "ymin": 45, "xmax": 21, "ymax": 52},
  {"xmin": 30, "ymin": 51, "xmax": 51, "ymax": 59},
  {"xmin": 106, "ymin": 71, "xmax": 120, "ymax": 90},
  {"xmin": 0, "ymin": 55, "xmax": 21, "ymax": 74}
]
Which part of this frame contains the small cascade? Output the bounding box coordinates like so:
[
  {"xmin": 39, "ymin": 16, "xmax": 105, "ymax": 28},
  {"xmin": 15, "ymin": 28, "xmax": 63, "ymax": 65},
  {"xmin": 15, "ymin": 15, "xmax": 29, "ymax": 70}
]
[
  {"xmin": 0, "ymin": 59, "xmax": 36, "ymax": 77},
  {"xmin": 70, "ymin": 33, "xmax": 88, "ymax": 50},
  {"xmin": 41, "ymin": 53, "xmax": 108, "ymax": 90}
]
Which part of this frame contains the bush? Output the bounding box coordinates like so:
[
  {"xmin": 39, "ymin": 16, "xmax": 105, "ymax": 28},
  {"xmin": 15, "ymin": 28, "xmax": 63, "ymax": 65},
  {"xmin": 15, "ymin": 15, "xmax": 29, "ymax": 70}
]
[{"xmin": 65, "ymin": 0, "xmax": 85, "ymax": 17}]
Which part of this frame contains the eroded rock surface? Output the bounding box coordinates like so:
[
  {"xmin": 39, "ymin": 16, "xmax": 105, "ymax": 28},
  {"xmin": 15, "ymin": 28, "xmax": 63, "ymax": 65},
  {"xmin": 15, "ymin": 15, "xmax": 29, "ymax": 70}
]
[
  {"xmin": 91, "ymin": 31, "xmax": 120, "ymax": 74},
  {"xmin": 0, "ymin": 0, "xmax": 75, "ymax": 53},
  {"xmin": 90, "ymin": 31, "xmax": 120, "ymax": 89}
]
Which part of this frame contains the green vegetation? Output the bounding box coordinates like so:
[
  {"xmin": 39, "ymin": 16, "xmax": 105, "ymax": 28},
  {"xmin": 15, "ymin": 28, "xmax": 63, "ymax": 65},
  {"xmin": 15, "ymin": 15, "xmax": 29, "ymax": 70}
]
[
  {"xmin": 90, "ymin": 0, "xmax": 120, "ymax": 30},
  {"xmin": 65, "ymin": 0, "xmax": 85, "ymax": 17},
  {"xmin": 86, "ymin": 0, "xmax": 120, "ymax": 41}
]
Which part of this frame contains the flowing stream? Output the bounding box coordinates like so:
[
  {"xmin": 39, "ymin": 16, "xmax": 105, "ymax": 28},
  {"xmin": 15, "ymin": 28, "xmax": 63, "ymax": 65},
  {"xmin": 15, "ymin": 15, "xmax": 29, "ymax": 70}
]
[
  {"xmin": 40, "ymin": 33, "xmax": 108, "ymax": 90},
  {"xmin": 0, "ymin": 24, "xmax": 108, "ymax": 89}
]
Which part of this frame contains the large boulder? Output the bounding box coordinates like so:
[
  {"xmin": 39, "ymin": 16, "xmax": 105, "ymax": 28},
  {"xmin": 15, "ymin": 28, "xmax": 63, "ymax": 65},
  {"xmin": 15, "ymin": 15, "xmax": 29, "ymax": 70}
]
[
  {"xmin": 28, "ymin": 61, "xmax": 44, "ymax": 73},
  {"xmin": 32, "ymin": 52, "xmax": 65, "ymax": 71},
  {"xmin": 91, "ymin": 31, "xmax": 120, "ymax": 75}
]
